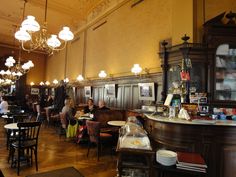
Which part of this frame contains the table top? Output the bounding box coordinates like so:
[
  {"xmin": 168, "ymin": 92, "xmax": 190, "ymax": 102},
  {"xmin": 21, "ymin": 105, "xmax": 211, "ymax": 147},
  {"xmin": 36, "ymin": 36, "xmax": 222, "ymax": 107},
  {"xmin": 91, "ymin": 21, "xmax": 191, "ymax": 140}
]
[
  {"xmin": 4, "ymin": 123, "xmax": 18, "ymax": 130},
  {"xmin": 107, "ymin": 120, "xmax": 126, "ymax": 126}
]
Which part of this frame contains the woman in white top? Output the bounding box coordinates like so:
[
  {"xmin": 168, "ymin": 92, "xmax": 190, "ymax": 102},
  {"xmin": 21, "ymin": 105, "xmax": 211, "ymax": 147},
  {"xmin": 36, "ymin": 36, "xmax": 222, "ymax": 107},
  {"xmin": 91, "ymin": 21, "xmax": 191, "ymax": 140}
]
[{"xmin": 0, "ymin": 96, "xmax": 9, "ymax": 114}]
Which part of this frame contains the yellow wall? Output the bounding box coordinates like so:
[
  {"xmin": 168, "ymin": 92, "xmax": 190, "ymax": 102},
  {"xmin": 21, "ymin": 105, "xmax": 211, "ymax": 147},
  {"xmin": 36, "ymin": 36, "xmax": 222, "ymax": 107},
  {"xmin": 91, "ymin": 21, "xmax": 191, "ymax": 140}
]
[
  {"xmin": 172, "ymin": 0, "xmax": 194, "ymax": 44},
  {"xmin": 46, "ymin": 49, "xmax": 66, "ymax": 81},
  {"xmin": 195, "ymin": 0, "xmax": 236, "ymax": 42},
  {"xmin": 22, "ymin": 51, "xmax": 46, "ymax": 85},
  {"xmin": 46, "ymin": 0, "xmax": 173, "ymax": 80},
  {"xmin": 45, "ymin": 0, "xmax": 235, "ymax": 81}
]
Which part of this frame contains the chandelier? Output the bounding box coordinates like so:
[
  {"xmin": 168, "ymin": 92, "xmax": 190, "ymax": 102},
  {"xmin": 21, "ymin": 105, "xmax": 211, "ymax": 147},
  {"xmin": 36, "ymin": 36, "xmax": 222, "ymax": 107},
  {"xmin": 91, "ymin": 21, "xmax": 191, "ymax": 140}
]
[
  {"xmin": 14, "ymin": 0, "xmax": 74, "ymax": 55},
  {"xmin": 0, "ymin": 50, "xmax": 34, "ymax": 85}
]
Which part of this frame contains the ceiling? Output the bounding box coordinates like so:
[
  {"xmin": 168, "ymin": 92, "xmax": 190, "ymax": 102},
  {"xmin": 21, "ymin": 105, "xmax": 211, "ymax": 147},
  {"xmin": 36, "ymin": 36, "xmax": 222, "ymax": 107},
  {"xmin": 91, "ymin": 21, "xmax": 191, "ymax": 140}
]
[{"xmin": 0, "ymin": 0, "xmax": 105, "ymax": 47}]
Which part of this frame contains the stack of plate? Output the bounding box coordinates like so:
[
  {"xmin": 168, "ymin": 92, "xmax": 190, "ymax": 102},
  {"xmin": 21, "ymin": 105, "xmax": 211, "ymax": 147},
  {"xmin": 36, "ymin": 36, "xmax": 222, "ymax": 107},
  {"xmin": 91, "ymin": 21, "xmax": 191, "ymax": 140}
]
[{"xmin": 156, "ymin": 150, "xmax": 177, "ymax": 166}]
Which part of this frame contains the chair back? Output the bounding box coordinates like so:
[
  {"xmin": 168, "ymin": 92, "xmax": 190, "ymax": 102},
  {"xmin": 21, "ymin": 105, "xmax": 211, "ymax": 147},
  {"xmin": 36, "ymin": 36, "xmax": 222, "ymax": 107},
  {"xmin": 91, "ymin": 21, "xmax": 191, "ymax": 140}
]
[
  {"xmin": 17, "ymin": 122, "xmax": 41, "ymax": 147},
  {"xmin": 86, "ymin": 120, "xmax": 100, "ymax": 143},
  {"xmin": 13, "ymin": 114, "xmax": 29, "ymax": 123},
  {"xmin": 0, "ymin": 169, "xmax": 4, "ymax": 177},
  {"xmin": 59, "ymin": 112, "xmax": 67, "ymax": 129}
]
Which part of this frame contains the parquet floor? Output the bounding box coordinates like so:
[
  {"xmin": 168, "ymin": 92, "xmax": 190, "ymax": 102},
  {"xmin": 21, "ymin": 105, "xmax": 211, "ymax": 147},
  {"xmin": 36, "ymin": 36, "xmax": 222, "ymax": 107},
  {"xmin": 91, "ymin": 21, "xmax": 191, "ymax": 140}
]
[{"xmin": 0, "ymin": 119, "xmax": 117, "ymax": 177}]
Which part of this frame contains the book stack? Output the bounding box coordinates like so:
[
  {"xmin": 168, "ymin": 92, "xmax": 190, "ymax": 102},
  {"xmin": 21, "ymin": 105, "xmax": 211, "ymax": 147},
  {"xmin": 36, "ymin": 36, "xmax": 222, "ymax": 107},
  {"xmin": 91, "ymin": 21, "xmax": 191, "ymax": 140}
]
[{"xmin": 176, "ymin": 152, "xmax": 207, "ymax": 173}]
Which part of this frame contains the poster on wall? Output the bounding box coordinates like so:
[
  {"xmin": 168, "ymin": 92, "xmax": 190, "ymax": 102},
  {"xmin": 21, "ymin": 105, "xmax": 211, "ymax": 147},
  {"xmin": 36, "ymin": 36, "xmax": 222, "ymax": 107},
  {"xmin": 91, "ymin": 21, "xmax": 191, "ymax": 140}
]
[
  {"xmin": 31, "ymin": 88, "xmax": 40, "ymax": 95},
  {"xmin": 105, "ymin": 84, "xmax": 116, "ymax": 98},
  {"xmin": 138, "ymin": 82, "xmax": 156, "ymax": 101},
  {"xmin": 84, "ymin": 86, "xmax": 92, "ymax": 97}
]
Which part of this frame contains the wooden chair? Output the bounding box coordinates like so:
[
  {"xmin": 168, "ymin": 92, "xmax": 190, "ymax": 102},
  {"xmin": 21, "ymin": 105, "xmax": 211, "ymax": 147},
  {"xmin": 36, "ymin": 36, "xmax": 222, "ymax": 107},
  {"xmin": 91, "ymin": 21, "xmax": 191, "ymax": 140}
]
[
  {"xmin": 0, "ymin": 169, "xmax": 4, "ymax": 177},
  {"xmin": 86, "ymin": 120, "xmax": 112, "ymax": 161},
  {"xmin": 9, "ymin": 122, "xmax": 41, "ymax": 176},
  {"xmin": 36, "ymin": 105, "xmax": 46, "ymax": 123},
  {"xmin": 6, "ymin": 114, "xmax": 28, "ymax": 150},
  {"xmin": 59, "ymin": 112, "xmax": 67, "ymax": 138}
]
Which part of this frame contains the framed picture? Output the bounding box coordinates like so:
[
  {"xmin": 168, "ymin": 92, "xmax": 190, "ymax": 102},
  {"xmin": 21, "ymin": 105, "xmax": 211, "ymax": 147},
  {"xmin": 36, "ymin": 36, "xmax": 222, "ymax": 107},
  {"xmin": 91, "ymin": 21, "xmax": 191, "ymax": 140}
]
[
  {"xmin": 31, "ymin": 88, "xmax": 39, "ymax": 95},
  {"xmin": 84, "ymin": 86, "xmax": 92, "ymax": 97},
  {"xmin": 138, "ymin": 82, "xmax": 156, "ymax": 101},
  {"xmin": 105, "ymin": 84, "xmax": 116, "ymax": 98}
]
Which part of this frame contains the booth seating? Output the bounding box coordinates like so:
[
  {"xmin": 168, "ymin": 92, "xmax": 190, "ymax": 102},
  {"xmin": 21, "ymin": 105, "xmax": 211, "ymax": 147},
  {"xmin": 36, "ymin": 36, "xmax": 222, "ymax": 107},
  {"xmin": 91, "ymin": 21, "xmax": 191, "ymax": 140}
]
[{"xmin": 93, "ymin": 110, "xmax": 126, "ymax": 131}]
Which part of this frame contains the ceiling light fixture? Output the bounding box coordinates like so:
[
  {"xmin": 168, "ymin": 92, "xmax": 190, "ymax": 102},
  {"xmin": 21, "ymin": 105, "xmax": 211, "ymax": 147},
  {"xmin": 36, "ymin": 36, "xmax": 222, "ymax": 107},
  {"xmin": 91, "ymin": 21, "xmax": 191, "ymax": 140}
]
[
  {"xmin": 52, "ymin": 79, "xmax": 58, "ymax": 85},
  {"xmin": 0, "ymin": 51, "xmax": 34, "ymax": 84},
  {"xmin": 76, "ymin": 74, "xmax": 84, "ymax": 81},
  {"xmin": 131, "ymin": 64, "xmax": 142, "ymax": 75},
  {"xmin": 98, "ymin": 70, "xmax": 107, "ymax": 78},
  {"xmin": 15, "ymin": 0, "xmax": 74, "ymax": 55}
]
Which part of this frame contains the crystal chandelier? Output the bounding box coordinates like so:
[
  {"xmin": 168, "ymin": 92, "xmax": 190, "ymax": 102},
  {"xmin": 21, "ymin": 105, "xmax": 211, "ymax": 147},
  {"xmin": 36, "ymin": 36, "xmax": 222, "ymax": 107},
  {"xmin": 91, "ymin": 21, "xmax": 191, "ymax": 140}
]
[
  {"xmin": 14, "ymin": 0, "xmax": 74, "ymax": 55},
  {"xmin": 0, "ymin": 52, "xmax": 34, "ymax": 84}
]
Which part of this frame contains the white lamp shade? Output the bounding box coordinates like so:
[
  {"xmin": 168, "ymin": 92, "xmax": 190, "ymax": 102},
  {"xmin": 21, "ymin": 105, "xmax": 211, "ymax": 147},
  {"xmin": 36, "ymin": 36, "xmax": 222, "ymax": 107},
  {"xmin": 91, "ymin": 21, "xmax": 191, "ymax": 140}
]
[
  {"xmin": 53, "ymin": 79, "xmax": 58, "ymax": 84},
  {"xmin": 0, "ymin": 70, "xmax": 5, "ymax": 75},
  {"xmin": 45, "ymin": 81, "xmax": 50, "ymax": 85},
  {"xmin": 21, "ymin": 15, "xmax": 40, "ymax": 32},
  {"xmin": 131, "ymin": 64, "xmax": 142, "ymax": 74},
  {"xmin": 64, "ymin": 78, "xmax": 69, "ymax": 83},
  {"xmin": 59, "ymin": 27, "xmax": 74, "ymax": 41},
  {"xmin": 22, "ymin": 63, "xmax": 30, "ymax": 70},
  {"xmin": 76, "ymin": 74, "xmax": 84, "ymax": 81},
  {"xmin": 40, "ymin": 81, "xmax": 44, "ymax": 85},
  {"xmin": 47, "ymin": 35, "xmax": 61, "ymax": 48},
  {"xmin": 15, "ymin": 27, "xmax": 31, "ymax": 41},
  {"xmin": 27, "ymin": 60, "xmax": 34, "ymax": 68},
  {"xmin": 6, "ymin": 56, "xmax": 16, "ymax": 64},
  {"xmin": 98, "ymin": 70, "xmax": 107, "ymax": 78},
  {"xmin": 5, "ymin": 70, "xmax": 11, "ymax": 75}
]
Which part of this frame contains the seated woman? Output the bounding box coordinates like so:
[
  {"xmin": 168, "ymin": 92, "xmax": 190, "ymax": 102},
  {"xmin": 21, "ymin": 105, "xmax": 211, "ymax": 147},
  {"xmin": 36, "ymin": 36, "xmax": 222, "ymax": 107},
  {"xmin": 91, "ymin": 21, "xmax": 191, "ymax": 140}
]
[
  {"xmin": 83, "ymin": 98, "xmax": 97, "ymax": 114},
  {"xmin": 0, "ymin": 96, "xmax": 9, "ymax": 114}
]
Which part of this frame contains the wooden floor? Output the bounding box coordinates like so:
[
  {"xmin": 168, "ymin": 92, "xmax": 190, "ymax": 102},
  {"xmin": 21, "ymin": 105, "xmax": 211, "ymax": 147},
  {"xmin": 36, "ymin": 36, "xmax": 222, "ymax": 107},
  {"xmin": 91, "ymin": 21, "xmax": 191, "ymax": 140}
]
[{"xmin": 0, "ymin": 119, "xmax": 117, "ymax": 177}]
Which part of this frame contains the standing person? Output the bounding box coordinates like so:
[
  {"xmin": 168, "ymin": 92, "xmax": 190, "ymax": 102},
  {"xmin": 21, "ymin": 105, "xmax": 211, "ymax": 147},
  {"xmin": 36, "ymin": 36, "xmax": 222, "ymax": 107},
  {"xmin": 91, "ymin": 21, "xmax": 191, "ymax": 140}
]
[
  {"xmin": 83, "ymin": 98, "xmax": 97, "ymax": 114},
  {"xmin": 0, "ymin": 96, "xmax": 9, "ymax": 114},
  {"xmin": 53, "ymin": 80, "xmax": 66, "ymax": 112}
]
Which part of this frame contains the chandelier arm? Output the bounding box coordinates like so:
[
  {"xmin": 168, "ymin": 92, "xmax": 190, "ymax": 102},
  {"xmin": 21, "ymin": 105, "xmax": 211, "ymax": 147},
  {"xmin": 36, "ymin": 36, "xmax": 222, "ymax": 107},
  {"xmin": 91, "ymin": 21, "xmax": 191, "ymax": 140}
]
[
  {"xmin": 21, "ymin": 40, "xmax": 40, "ymax": 52},
  {"xmin": 49, "ymin": 41, "xmax": 68, "ymax": 51},
  {"xmin": 45, "ymin": 0, "xmax": 48, "ymax": 23}
]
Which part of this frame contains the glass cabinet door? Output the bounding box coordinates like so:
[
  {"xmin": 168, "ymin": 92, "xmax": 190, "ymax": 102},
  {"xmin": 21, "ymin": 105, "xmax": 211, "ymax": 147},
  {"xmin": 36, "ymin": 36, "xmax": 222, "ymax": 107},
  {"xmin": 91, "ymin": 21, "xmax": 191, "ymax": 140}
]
[{"xmin": 215, "ymin": 44, "xmax": 236, "ymax": 101}]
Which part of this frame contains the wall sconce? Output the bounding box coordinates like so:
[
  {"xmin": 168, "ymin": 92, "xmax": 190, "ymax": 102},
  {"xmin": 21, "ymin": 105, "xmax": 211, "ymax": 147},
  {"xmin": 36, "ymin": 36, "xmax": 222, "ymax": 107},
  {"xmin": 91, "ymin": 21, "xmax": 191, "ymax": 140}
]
[
  {"xmin": 52, "ymin": 79, "xmax": 58, "ymax": 85},
  {"xmin": 30, "ymin": 82, "xmax": 35, "ymax": 86},
  {"xmin": 45, "ymin": 81, "xmax": 50, "ymax": 86},
  {"xmin": 131, "ymin": 64, "xmax": 142, "ymax": 75},
  {"xmin": 98, "ymin": 70, "xmax": 107, "ymax": 78},
  {"xmin": 64, "ymin": 78, "xmax": 69, "ymax": 83},
  {"xmin": 76, "ymin": 74, "xmax": 84, "ymax": 81},
  {"xmin": 39, "ymin": 81, "xmax": 44, "ymax": 86}
]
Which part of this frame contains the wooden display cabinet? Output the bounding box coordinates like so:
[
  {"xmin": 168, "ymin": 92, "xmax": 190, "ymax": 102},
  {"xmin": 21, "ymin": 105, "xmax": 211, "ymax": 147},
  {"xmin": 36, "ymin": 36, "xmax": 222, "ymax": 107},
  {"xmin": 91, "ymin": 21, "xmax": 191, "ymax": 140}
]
[
  {"xmin": 159, "ymin": 36, "xmax": 208, "ymax": 102},
  {"xmin": 203, "ymin": 11, "xmax": 236, "ymax": 107}
]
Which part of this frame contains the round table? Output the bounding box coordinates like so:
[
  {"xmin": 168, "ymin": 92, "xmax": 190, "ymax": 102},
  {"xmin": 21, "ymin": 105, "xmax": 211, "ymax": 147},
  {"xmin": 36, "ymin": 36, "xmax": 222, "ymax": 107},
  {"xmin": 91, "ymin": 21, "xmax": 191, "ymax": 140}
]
[
  {"xmin": 107, "ymin": 120, "xmax": 126, "ymax": 127},
  {"xmin": 4, "ymin": 123, "xmax": 18, "ymax": 130}
]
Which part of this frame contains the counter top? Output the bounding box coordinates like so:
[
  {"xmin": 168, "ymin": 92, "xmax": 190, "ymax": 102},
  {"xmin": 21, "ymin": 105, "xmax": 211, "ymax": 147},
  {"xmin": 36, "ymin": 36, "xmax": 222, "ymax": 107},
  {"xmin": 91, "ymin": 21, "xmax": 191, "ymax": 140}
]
[{"xmin": 145, "ymin": 114, "xmax": 236, "ymax": 126}]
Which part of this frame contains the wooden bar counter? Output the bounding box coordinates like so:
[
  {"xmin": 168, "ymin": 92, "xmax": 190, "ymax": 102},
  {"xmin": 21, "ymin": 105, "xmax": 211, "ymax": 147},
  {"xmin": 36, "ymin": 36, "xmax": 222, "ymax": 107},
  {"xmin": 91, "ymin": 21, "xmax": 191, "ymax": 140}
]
[{"xmin": 144, "ymin": 114, "xmax": 236, "ymax": 177}]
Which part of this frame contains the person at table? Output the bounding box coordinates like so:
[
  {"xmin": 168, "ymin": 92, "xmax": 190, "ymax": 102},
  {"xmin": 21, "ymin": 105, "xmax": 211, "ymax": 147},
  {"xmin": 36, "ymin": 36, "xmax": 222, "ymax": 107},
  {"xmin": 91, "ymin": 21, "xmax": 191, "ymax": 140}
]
[
  {"xmin": 46, "ymin": 95, "xmax": 54, "ymax": 107},
  {"xmin": 98, "ymin": 100, "xmax": 110, "ymax": 110},
  {"xmin": 83, "ymin": 98, "xmax": 97, "ymax": 114},
  {"xmin": 0, "ymin": 96, "xmax": 9, "ymax": 114}
]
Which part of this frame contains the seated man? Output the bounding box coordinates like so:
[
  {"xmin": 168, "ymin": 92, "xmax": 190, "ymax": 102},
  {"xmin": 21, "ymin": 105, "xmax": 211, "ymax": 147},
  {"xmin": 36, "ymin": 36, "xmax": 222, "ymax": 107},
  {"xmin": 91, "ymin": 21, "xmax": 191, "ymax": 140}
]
[{"xmin": 98, "ymin": 100, "xmax": 110, "ymax": 110}]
